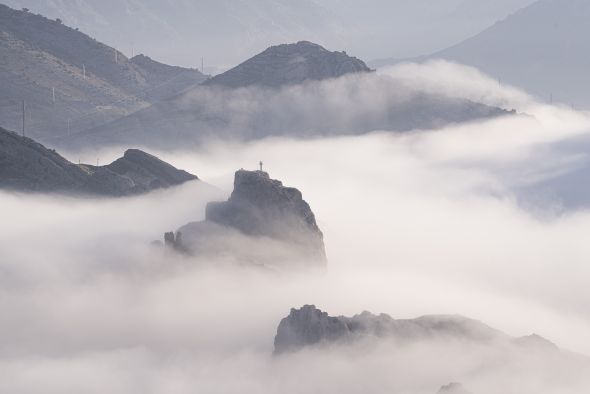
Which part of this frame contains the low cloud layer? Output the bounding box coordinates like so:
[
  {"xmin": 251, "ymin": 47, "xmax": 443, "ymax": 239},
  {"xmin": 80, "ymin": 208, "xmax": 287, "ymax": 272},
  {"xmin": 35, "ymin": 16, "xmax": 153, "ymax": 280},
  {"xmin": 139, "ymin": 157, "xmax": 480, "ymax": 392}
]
[{"xmin": 3, "ymin": 63, "xmax": 590, "ymax": 393}]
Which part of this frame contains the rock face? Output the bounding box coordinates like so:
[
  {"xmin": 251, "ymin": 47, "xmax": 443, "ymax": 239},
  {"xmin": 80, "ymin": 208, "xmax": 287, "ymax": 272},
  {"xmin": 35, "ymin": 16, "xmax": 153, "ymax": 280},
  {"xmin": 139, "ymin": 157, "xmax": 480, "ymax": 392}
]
[
  {"xmin": 171, "ymin": 170, "xmax": 326, "ymax": 267},
  {"xmin": 273, "ymin": 305, "xmax": 556, "ymax": 354},
  {"xmin": 207, "ymin": 170, "xmax": 324, "ymax": 252},
  {"xmin": 206, "ymin": 41, "xmax": 371, "ymax": 88},
  {"xmin": 437, "ymin": 383, "xmax": 472, "ymax": 394},
  {"xmin": 0, "ymin": 127, "xmax": 197, "ymax": 196}
]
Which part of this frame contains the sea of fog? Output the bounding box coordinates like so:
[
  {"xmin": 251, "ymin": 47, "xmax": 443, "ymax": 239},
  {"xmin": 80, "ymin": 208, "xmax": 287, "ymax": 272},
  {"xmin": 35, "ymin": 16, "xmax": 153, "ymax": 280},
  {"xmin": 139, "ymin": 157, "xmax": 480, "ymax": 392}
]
[{"xmin": 2, "ymin": 62, "xmax": 590, "ymax": 394}]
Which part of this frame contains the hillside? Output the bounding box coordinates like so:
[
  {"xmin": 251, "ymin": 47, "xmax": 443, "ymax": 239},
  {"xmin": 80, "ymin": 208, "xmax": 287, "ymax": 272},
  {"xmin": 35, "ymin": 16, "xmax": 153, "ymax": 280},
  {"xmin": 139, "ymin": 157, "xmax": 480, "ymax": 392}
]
[
  {"xmin": 376, "ymin": 0, "xmax": 590, "ymax": 107},
  {"xmin": 0, "ymin": 127, "xmax": 197, "ymax": 196},
  {"xmin": 58, "ymin": 42, "xmax": 510, "ymax": 151},
  {"xmin": 0, "ymin": 4, "xmax": 206, "ymax": 142},
  {"xmin": 206, "ymin": 41, "xmax": 371, "ymax": 88}
]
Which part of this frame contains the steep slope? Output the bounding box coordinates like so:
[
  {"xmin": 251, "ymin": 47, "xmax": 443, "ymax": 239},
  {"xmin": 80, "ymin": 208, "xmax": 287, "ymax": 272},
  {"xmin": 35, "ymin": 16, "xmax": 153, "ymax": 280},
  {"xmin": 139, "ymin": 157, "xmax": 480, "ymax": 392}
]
[
  {"xmin": 130, "ymin": 54, "xmax": 207, "ymax": 98},
  {"xmin": 0, "ymin": 127, "xmax": 197, "ymax": 196},
  {"xmin": 0, "ymin": 5, "xmax": 206, "ymax": 141},
  {"xmin": 164, "ymin": 170, "xmax": 326, "ymax": 267},
  {"xmin": 59, "ymin": 42, "xmax": 510, "ymax": 151},
  {"xmin": 205, "ymin": 41, "xmax": 371, "ymax": 88},
  {"xmin": 378, "ymin": 0, "xmax": 590, "ymax": 107}
]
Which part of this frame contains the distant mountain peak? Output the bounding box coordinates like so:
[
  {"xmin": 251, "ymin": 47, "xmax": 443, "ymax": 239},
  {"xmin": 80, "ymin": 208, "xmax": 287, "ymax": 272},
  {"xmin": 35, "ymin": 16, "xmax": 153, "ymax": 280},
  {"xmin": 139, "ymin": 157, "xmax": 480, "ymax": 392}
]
[{"xmin": 206, "ymin": 41, "xmax": 372, "ymax": 88}]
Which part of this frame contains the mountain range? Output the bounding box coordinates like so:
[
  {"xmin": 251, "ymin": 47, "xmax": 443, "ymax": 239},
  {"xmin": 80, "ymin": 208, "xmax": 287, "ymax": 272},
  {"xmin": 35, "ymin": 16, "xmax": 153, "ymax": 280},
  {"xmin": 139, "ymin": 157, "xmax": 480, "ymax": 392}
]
[
  {"xmin": 0, "ymin": 4, "xmax": 206, "ymax": 142},
  {"xmin": 56, "ymin": 40, "xmax": 511, "ymax": 151},
  {"xmin": 2, "ymin": 0, "xmax": 536, "ymax": 69}
]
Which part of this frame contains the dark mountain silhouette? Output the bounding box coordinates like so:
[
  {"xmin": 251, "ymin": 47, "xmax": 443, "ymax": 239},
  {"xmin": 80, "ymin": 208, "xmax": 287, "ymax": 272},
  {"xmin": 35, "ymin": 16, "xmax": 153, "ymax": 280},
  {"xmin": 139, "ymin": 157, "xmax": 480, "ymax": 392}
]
[
  {"xmin": 0, "ymin": 4, "xmax": 206, "ymax": 142},
  {"xmin": 205, "ymin": 41, "xmax": 371, "ymax": 88},
  {"xmin": 0, "ymin": 127, "xmax": 197, "ymax": 196}
]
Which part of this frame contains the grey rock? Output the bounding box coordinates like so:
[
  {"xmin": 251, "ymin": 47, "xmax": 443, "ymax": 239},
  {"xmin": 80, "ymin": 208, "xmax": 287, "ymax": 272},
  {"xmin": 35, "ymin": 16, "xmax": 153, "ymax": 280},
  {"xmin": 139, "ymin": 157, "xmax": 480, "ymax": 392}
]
[
  {"xmin": 205, "ymin": 41, "xmax": 371, "ymax": 88},
  {"xmin": 172, "ymin": 170, "xmax": 326, "ymax": 267},
  {"xmin": 0, "ymin": 127, "xmax": 197, "ymax": 196},
  {"xmin": 163, "ymin": 231, "xmax": 188, "ymax": 253},
  {"xmin": 274, "ymin": 305, "xmax": 518, "ymax": 354}
]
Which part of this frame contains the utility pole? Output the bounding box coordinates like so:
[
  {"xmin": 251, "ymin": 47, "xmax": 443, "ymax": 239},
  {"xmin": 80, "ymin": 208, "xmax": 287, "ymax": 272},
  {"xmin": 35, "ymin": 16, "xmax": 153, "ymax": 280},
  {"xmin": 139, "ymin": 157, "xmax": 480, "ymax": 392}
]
[
  {"xmin": 259, "ymin": 161, "xmax": 263, "ymax": 172},
  {"xmin": 22, "ymin": 100, "xmax": 26, "ymax": 137}
]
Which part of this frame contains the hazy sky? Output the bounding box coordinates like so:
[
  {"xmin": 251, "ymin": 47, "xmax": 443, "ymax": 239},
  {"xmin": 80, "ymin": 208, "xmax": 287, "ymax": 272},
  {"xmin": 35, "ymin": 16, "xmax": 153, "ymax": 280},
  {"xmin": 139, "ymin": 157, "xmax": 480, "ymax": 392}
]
[{"xmin": 4, "ymin": 0, "xmax": 536, "ymax": 69}]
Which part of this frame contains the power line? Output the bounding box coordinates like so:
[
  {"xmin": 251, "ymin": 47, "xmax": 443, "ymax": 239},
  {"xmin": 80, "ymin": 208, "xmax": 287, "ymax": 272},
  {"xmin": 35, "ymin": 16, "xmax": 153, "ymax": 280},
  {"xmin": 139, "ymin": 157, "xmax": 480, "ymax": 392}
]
[{"xmin": 22, "ymin": 100, "xmax": 26, "ymax": 137}]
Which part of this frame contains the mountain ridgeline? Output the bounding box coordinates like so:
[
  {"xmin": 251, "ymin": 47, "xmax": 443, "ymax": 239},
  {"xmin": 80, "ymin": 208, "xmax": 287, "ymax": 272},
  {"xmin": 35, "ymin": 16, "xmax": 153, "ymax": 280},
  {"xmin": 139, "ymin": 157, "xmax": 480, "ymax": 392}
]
[
  {"xmin": 59, "ymin": 40, "xmax": 511, "ymax": 151},
  {"xmin": 0, "ymin": 4, "xmax": 206, "ymax": 142},
  {"xmin": 0, "ymin": 127, "xmax": 197, "ymax": 196},
  {"xmin": 205, "ymin": 41, "xmax": 372, "ymax": 88}
]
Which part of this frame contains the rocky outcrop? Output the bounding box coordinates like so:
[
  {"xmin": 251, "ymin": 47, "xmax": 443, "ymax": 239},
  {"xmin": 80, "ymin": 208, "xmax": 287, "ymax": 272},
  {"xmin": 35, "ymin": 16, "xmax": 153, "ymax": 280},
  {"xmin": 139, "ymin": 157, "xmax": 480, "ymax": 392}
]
[
  {"xmin": 205, "ymin": 41, "xmax": 371, "ymax": 88},
  {"xmin": 273, "ymin": 305, "xmax": 556, "ymax": 354},
  {"xmin": 0, "ymin": 127, "xmax": 197, "ymax": 196},
  {"xmin": 168, "ymin": 170, "xmax": 326, "ymax": 267},
  {"xmin": 207, "ymin": 170, "xmax": 325, "ymax": 255}
]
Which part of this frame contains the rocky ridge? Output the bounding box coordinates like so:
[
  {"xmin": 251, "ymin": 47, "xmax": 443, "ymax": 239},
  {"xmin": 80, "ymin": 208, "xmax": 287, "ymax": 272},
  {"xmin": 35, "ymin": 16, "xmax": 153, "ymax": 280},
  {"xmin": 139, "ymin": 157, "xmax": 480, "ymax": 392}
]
[
  {"xmin": 0, "ymin": 127, "xmax": 197, "ymax": 196},
  {"xmin": 273, "ymin": 305, "xmax": 557, "ymax": 354},
  {"xmin": 166, "ymin": 169, "xmax": 326, "ymax": 266}
]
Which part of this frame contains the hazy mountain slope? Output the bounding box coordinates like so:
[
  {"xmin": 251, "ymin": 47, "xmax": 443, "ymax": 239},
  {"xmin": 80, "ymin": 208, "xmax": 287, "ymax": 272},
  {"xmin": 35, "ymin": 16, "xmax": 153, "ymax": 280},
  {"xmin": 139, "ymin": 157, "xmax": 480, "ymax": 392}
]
[
  {"xmin": 0, "ymin": 127, "xmax": 197, "ymax": 195},
  {"xmin": 2, "ymin": 0, "xmax": 347, "ymax": 71},
  {"xmin": 3, "ymin": 0, "xmax": 535, "ymax": 70},
  {"xmin": 58, "ymin": 42, "xmax": 510, "ymax": 151},
  {"xmin": 378, "ymin": 0, "xmax": 590, "ymax": 107},
  {"xmin": 206, "ymin": 41, "xmax": 371, "ymax": 88},
  {"xmin": 0, "ymin": 4, "xmax": 206, "ymax": 141}
]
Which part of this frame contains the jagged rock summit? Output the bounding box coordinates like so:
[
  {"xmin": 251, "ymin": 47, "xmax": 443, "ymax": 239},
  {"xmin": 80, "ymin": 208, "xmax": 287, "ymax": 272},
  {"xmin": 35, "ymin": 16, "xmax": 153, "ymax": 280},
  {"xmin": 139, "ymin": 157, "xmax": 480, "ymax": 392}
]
[
  {"xmin": 168, "ymin": 169, "xmax": 326, "ymax": 267},
  {"xmin": 206, "ymin": 41, "xmax": 371, "ymax": 88},
  {"xmin": 0, "ymin": 127, "xmax": 197, "ymax": 196},
  {"xmin": 274, "ymin": 305, "xmax": 557, "ymax": 355}
]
